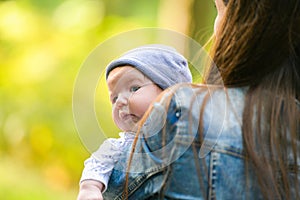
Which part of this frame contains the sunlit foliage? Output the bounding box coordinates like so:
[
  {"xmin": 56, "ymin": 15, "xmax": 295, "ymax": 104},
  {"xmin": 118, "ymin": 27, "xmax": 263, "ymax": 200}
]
[{"xmin": 0, "ymin": 0, "xmax": 215, "ymax": 199}]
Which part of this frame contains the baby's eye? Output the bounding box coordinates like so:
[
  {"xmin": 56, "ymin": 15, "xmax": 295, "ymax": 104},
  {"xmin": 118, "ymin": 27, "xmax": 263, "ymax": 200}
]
[
  {"xmin": 130, "ymin": 86, "xmax": 141, "ymax": 92},
  {"xmin": 112, "ymin": 96, "xmax": 118, "ymax": 104}
]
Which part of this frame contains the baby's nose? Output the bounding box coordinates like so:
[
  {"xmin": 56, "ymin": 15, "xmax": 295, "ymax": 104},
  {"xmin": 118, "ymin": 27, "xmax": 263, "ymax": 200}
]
[{"xmin": 115, "ymin": 94, "xmax": 128, "ymax": 108}]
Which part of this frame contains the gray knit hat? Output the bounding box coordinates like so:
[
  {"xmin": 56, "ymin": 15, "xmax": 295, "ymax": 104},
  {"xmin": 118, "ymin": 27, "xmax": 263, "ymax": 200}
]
[{"xmin": 105, "ymin": 44, "xmax": 192, "ymax": 89}]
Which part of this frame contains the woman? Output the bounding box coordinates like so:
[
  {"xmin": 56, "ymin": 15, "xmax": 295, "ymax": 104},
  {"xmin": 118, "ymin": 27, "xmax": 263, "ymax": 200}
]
[{"xmin": 103, "ymin": 0, "xmax": 300, "ymax": 199}]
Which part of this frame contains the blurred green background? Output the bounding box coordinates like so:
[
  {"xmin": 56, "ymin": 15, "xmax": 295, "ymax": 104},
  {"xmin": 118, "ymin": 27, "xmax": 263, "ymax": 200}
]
[{"xmin": 0, "ymin": 0, "xmax": 216, "ymax": 199}]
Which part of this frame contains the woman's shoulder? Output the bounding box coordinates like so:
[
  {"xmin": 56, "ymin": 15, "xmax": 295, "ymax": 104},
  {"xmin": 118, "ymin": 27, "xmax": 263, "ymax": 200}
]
[{"xmin": 164, "ymin": 83, "xmax": 247, "ymax": 104}]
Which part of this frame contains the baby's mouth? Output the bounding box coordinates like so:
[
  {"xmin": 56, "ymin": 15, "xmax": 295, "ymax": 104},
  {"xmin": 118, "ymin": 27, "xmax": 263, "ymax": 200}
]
[{"xmin": 119, "ymin": 112, "xmax": 139, "ymax": 122}]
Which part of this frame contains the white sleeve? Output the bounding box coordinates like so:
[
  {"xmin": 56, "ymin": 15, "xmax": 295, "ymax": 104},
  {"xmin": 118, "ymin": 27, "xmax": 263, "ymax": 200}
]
[{"xmin": 80, "ymin": 132, "xmax": 135, "ymax": 192}]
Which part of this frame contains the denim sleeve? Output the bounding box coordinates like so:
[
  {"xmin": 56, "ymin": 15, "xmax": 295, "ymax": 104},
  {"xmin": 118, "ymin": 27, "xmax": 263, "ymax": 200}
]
[{"xmin": 141, "ymin": 97, "xmax": 180, "ymax": 154}]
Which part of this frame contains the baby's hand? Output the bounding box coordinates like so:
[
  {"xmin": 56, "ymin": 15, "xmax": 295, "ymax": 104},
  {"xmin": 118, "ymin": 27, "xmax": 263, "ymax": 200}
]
[{"xmin": 77, "ymin": 180, "xmax": 104, "ymax": 200}]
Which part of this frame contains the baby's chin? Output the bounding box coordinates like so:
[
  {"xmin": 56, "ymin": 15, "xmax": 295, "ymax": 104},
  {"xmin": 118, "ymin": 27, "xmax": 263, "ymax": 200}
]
[
  {"xmin": 122, "ymin": 117, "xmax": 141, "ymax": 131},
  {"xmin": 120, "ymin": 122, "xmax": 140, "ymax": 133}
]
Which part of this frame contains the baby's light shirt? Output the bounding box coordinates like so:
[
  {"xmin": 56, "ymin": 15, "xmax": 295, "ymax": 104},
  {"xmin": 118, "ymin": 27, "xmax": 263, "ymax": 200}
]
[{"xmin": 80, "ymin": 132, "xmax": 135, "ymax": 192}]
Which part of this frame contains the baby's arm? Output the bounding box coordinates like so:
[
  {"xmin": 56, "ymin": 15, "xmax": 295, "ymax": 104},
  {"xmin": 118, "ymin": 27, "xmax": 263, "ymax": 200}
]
[
  {"xmin": 77, "ymin": 133, "xmax": 135, "ymax": 199},
  {"xmin": 77, "ymin": 180, "xmax": 104, "ymax": 200},
  {"xmin": 78, "ymin": 143, "xmax": 117, "ymax": 194},
  {"xmin": 77, "ymin": 155, "xmax": 110, "ymax": 200}
]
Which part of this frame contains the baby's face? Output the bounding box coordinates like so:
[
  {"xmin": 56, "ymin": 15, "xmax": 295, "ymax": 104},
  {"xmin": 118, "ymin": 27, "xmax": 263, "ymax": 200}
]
[{"xmin": 107, "ymin": 66, "xmax": 163, "ymax": 132}]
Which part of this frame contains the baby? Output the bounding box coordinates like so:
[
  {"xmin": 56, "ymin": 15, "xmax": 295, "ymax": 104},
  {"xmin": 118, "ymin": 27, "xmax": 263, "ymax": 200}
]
[{"xmin": 77, "ymin": 44, "xmax": 192, "ymax": 200}]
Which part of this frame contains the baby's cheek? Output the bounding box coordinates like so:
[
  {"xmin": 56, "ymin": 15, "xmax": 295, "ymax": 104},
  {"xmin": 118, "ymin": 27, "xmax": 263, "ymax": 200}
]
[
  {"xmin": 111, "ymin": 110, "xmax": 117, "ymax": 122},
  {"xmin": 130, "ymin": 99, "xmax": 150, "ymax": 117},
  {"xmin": 139, "ymin": 102, "xmax": 152, "ymax": 115},
  {"xmin": 112, "ymin": 111, "xmax": 121, "ymax": 126}
]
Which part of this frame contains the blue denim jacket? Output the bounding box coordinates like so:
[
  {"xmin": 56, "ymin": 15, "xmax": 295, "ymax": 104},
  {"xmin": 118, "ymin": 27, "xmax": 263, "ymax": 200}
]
[{"xmin": 103, "ymin": 85, "xmax": 300, "ymax": 200}]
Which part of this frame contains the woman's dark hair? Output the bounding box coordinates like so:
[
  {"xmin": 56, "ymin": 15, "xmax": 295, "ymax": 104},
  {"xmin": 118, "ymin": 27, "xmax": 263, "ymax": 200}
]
[
  {"xmin": 205, "ymin": 0, "xmax": 300, "ymax": 199},
  {"xmin": 125, "ymin": 0, "xmax": 300, "ymax": 199}
]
